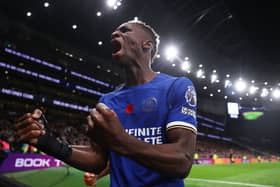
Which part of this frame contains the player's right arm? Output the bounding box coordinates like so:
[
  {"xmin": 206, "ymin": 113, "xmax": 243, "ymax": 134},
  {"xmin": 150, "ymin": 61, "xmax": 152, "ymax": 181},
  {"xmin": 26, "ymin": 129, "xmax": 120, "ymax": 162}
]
[{"xmin": 14, "ymin": 110, "xmax": 108, "ymax": 174}]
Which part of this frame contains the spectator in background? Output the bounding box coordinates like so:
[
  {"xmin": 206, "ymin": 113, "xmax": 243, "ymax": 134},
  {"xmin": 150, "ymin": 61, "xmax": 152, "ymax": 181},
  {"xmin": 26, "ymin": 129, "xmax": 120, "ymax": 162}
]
[
  {"xmin": 0, "ymin": 142, "xmax": 8, "ymax": 166},
  {"xmin": 194, "ymin": 152, "xmax": 199, "ymax": 164}
]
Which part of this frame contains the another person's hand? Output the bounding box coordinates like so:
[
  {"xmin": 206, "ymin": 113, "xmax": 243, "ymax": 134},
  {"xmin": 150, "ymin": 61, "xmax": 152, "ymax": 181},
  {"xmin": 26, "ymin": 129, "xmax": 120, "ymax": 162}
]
[
  {"xmin": 84, "ymin": 172, "xmax": 98, "ymax": 186},
  {"xmin": 14, "ymin": 109, "xmax": 45, "ymax": 145}
]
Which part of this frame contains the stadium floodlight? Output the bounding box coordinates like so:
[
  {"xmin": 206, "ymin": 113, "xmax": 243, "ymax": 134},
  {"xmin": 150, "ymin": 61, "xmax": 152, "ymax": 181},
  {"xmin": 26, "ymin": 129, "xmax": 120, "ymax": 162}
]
[
  {"xmin": 203, "ymin": 86, "xmax": 207, "ymax": 90},
  {"xmin": 72, "ymin": 25, "xmax": 77, "ymax": 29},
  {"xmin": 156, "ymin": 54, "xmax": 160, "ymax": 59},
  {"xmin": 251, "ymin": 80, "xmax": 255, "ymax": 84},
  {"xmin": 210, "ymin": 93, "xmax": 213, "ymax": 97},
  {"xmin": 211, "ymin": 74, "xmax": 218, "ymax": 83},
  {"xmin": 234, "ymin": 79, "xmax": 247, "ymax": 93},
  {"xmin": 224, "ymin": 96, "xmax": 228, "ymax": 99},
  {"xmin": 272, "ymin": 88, "xmax": 280, "ymax": 99},
  {"xmin": 44, "ymin": 2, "xmax": 50, "ymax": 7},
  {"xmin": 107, "ymin": 0, "xmax": 117, "ymax": 7},
  {"xmin": 98, "ymin": 41, "xmax": 103, "ymax": 46},
  {"xmin": 196, "ymin": 69, "xmax": 204, "ymax": 78},
  {"xmin": 96, "ymin": 11, "xmax": 102, "ymax": 16},
  {"xmin": 264, "ymin": 82, "xmax": 268, "ymax": 85},
  {"xmin": 181, "ymin": 61, "xmax": 190, "ymax": 71},
  {"xmin": 224, "ymin": 79, "xmax": 232, "ymax": 88},
  {"xmin": 260, "ymin": 88, "xmax": 269, "ymax": 97},
  {"xmin": 134, "ymin": 17, "xmax": 139, "ymax": 21},
  {"xmin": 164, "ymin": 45, "xmax": 178, "ymax": 61},
  {"xmin": 249, "ymin": 86, "xmax": 258, "ymax": 94},
  {"xmin": 226, "ymin": 74, "xmax": 230, "ymax": 78},
  {"xmin": 26, "ymin": 12, "xmax": 32, "ymax": 17}
]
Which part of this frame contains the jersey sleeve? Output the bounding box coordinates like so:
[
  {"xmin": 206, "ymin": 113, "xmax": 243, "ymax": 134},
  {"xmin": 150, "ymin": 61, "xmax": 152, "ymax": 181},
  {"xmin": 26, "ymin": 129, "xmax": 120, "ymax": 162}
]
[{"xmin": 166, "ymin": 77, "xmax": 197, "ymax": 134}]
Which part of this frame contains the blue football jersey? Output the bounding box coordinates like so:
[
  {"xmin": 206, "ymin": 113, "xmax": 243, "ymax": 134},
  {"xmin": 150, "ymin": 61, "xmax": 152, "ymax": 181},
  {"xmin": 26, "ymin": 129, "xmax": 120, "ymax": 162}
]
[{"xmin": 99, "ymin": 73, "xmax": 197, "ymax": 187}]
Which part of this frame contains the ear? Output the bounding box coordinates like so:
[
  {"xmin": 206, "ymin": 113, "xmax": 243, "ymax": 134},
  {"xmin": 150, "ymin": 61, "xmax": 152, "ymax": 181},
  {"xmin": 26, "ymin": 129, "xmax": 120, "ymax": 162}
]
[{"xmin": 142, "ymin": 40, "xmax": 153, "ymax": 52}]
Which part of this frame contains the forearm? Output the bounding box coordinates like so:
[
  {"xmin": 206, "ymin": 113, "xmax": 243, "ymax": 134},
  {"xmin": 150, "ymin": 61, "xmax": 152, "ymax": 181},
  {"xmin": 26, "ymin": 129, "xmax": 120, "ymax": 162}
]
[
  {"xmin": 113, "ymin": 132, "xmax": 195, "ymax": 178},
  {"xmin": 67, "ymin": 146, "xmax": 108, "ymax": 173}
]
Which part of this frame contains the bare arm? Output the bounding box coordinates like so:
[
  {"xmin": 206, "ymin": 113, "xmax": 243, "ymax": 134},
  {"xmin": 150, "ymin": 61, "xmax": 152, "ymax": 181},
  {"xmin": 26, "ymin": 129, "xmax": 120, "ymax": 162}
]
[
  {"xmin": 14, "ymin": 110, "xmax": 108, "ymax": 174},
  {"xmin": 68, "ymin": 145, "xmax": 108, "ymax": 173}
]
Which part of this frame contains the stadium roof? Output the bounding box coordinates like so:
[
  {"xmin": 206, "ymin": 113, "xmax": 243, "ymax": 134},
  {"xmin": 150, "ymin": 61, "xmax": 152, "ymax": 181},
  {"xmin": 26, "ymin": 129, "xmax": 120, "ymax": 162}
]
[{"xmin": 0, "ymin": 0, "xmax": 279, "ymax": 110}]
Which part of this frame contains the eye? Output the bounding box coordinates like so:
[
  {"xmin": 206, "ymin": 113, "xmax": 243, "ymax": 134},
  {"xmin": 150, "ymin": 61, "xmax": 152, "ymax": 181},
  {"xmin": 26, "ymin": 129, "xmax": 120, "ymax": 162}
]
[{"xmin": 119, "ymin": 26, "xmax": 131, "ymax": 33}]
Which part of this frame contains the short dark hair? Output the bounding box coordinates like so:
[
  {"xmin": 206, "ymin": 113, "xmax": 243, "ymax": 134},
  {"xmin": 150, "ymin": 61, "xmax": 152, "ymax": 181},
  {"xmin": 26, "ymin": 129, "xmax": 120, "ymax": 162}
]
[{"xmin": 127, "ymin": 20, "xmax": 160, "ymax": 61}]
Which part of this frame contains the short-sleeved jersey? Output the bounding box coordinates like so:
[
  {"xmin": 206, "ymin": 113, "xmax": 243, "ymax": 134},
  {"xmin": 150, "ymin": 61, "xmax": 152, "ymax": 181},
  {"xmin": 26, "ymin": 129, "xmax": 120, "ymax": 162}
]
[{"xmin": 99, "ymin": 73, "xmax": 197, "ymax": 187}]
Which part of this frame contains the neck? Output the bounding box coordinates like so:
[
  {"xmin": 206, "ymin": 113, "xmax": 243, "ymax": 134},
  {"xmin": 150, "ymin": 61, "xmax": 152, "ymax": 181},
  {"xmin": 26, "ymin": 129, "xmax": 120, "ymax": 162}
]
[{"xmin": 123, "ymin": 58, "xmax": 156, "ymax": 86}]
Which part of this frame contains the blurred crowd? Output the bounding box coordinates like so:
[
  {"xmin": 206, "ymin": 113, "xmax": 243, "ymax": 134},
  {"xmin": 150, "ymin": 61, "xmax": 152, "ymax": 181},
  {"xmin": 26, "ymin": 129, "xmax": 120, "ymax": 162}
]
[{"xmin": 0, "ymin": 116, "xmax": 278, "ymax": 162}]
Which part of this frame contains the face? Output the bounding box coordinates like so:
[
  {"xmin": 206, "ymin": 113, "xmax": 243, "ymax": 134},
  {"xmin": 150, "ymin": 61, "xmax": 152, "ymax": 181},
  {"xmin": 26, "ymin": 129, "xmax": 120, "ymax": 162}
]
[{"xmin": 111, "ymin": 22, "xmax": 151, "ymax": 65}]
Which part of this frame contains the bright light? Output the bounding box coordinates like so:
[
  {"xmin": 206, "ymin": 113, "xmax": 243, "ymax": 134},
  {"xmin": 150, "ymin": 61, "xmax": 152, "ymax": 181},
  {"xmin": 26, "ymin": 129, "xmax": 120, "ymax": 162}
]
[
  {"xmin": 224, "ymin": 96, "xmax": 228, "ymax": 99},
  {"xmin": 134, "ymin": 17, "xmax": 138, "ymax": 21},
  {"xmin": 72, "ymin": 25, "xmax": 77, "ymax": 29},
  {"xmin": 26, "ymin": 12, "xmax": 32, "ymax": 17},
  {"xmin": 107, "ymin": 0, "xmax": 117, "ymax": 7},
  {"xmin": 113, "ymin": 5, "xmax": 118, "ymax": 10},
  {"xmin": 239, "ymin": 97, "xmax": 242, "ymax": 100},
  {"xmin": 211, "ymin": 74, "xmax": 218, "ymax": 83},
  {"xmin": 210, "ymin": 93, "xmax": 213, "ymax": 97},
  {"xmin": 196, "ymin": 69, "xmax": 204, "ymax": 78},
  {"xmin": 199, "ymin": 64, "xmax": 203, "ymax": 68},
  {"xmin": 272, "ymin": 89, "xmax": 280, "ymax": 99},
  {"xmin": 156, "ymin": 54, "xmax": 160, "ymax": 59},
  {"xmin": 251, "ymin": 80, "xmax": 255, "ymax": 84},
  {"xmin": 212, "ymin": 69, "xmax": 217, "ymax": 73},
  {"xmin": 96, "ymin": 11, "xmax": 102, "ymax": 16},
  {"xmin": 249, "ymin": 86, "xmax": 258, "ymax": 94},
  {"xmin": 225, "ymin": 80, "xmax": 232, "ymax": 88},
  {"xmin": 203, "ymin": 86, "xmax": 207, "ymax": 90},
  {"xmin": 44, "ymin": 2, "xmax": 50, "ymax": 7},
  {"xmin": 98, "ymin": 41, "xmax": 103, "ymax": 46},
  {"xmin": 181, "ymin": 61, "xmax": 190, "ymax": 71},
  {"xmin": 226, "ymin": 74, "xmax": 230, "ymax": 78},
  {"xmin": 260, "ymin": 88, "xmax": 269, "ymax": 97},
  {"xmin": 184, "ymin": 57, "xmax": 189, "ymax": 60},
  {"xmin": 164, "ymin": 45, "xmax": 178, "ymax": 61},
  {"xmin": 234, "ymin": 79, "xmax": 247, "ymax": 93},
  {"xmin": 264, "ymin": 82, "xmax": 268, "ymax": 85},
  {"xmin": 217, "ymin": 89, "xmax": 221, "ymax": 93},
  {"xmin": 172, "ymin": 63, "xmax": 176, "ymax": 67}
]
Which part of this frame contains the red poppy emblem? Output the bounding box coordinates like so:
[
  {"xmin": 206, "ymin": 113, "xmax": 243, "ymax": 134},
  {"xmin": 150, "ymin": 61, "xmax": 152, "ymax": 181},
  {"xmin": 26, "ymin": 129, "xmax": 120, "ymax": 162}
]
[{"xmin": 125, "ymin": 104, "xmax": 134, "ymax": 114}]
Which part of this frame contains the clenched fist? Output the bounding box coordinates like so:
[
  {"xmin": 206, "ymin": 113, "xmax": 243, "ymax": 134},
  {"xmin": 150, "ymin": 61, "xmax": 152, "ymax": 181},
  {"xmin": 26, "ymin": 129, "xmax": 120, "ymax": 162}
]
[{"xmin": 14, "ymin": 109, "xmax": 46, "ymax": 144}]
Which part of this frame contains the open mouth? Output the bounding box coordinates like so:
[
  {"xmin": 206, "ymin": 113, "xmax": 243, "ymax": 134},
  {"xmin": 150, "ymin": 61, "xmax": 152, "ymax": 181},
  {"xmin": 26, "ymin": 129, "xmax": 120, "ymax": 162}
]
[{"xmin": 111, "ymin": 39, "xmax": 122, "ymax": 54}]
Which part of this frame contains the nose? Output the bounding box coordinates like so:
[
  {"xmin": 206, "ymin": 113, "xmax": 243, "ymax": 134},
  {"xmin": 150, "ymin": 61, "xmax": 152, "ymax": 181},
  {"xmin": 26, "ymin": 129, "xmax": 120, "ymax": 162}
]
[{"xmin": 111, "ymin": 30, "xmax": 121, "ymax": 39}]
